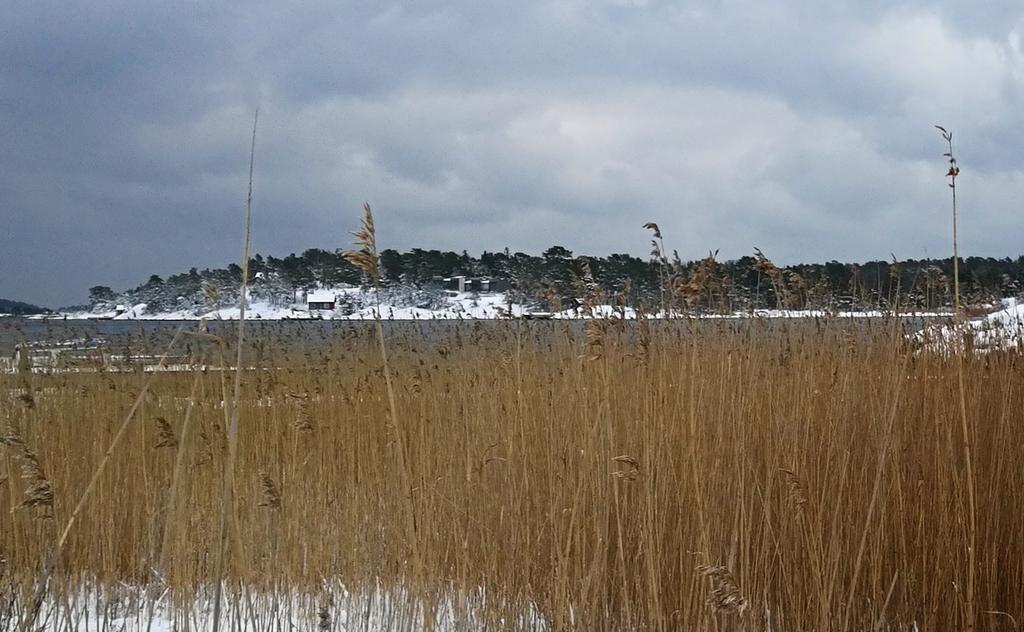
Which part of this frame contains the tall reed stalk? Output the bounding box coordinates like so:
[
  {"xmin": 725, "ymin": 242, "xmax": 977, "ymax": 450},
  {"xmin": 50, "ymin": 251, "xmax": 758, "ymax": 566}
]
[
  {"xmin": 935, "ymin": 125, "xmax": 961, "ymax": 317},
  {"xmin": 212, "ymin": 108, "xmax": 258, "ymax": 632},
  {"xmin": 936, "ymin": 124, "xmax": 976, "ymax": 631},
  {"xmin": 344, "ymin": 203, "xmax": 430, "ymax": 627}
]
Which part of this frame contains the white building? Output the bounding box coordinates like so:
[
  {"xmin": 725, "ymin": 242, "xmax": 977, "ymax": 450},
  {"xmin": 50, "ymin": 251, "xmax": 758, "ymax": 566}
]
[{"xmin": 306, "ymin": 289, "xmax": 337, "ymax": 311}]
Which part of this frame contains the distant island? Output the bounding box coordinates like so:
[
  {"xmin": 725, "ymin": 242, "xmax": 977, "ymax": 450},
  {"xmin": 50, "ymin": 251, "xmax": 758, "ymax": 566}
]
[
  {"xmin": 60, "ymin": 246, "xmax": 1024, "ymax": 320},
  {"xmin": 0, "ymin": 298, "xmax": 50, "ymax": 316}
]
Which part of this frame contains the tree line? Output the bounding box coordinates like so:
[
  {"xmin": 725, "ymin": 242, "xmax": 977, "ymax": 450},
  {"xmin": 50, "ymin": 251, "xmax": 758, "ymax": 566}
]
[
  {"xmin": 0, "ymin": 298, "xmax": 50, "ymax": 315},
  {"xmin": 85, "ymin": 246, "xmax": 1024, "ymax": 314}
]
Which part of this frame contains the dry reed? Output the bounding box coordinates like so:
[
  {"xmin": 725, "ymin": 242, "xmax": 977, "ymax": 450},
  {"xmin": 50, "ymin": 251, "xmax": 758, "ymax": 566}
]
[{"xmin": 1, "ymin": 316, "xmax": 1022, "ymax": 630}]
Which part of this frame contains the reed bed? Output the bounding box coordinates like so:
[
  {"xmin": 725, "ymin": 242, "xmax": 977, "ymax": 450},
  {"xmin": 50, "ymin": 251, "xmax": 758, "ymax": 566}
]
[{"xmin": 1, "ymin": 318, "xmax": 1022, "ymax": 630}]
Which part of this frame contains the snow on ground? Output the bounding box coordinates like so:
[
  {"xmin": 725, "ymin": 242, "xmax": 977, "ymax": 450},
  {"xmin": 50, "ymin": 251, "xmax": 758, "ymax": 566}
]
[
  {"xmin": 549, "ymin": 306, "xmax": 945, "ymax": 319},
  {"xmin": 349, "ymin": 292, "xmax": 524, "ymax": 320},
  {"xmin": 15, "ymin": 586, "xmax": 548, "ymax": 631},
  {"xmin": 52, "ymin": 288, "xmax": 957, "ymax": 322},
  {"xmin": 915, "ymin": 298, "xmax": 1024, "ymax": 353},
  {"xmin": 199, "ymin": 299, "xmax": 309, "ymax": 320},
  {"xmin": 55, "ymin": 291, "xmax": 527, "ymax": 321}
]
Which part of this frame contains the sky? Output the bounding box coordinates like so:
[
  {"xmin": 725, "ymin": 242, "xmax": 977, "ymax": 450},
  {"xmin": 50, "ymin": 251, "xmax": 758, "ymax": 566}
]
[{"xmin": 2, "ymin": 1, "xmax": 1023, "ymax": 307}]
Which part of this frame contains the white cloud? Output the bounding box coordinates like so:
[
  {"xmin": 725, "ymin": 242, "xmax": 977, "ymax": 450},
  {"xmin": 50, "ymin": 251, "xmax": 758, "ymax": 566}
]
[{"xmin": 850, "ymin": 10, "xmax": 1023, "ymax": 121}]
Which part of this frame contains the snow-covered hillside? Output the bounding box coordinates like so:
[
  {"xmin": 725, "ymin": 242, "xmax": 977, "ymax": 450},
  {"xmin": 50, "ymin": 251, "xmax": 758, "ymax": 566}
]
[
  {"xmin": 51, "ymin": 286, "xmax": 958, "ymax": 321},
  {"xmin": 916, "ymin": 298, "xmax": 1024, "ymax": 353},
  {"xmin": 59, "ymin": 289, "xmax": 526, "ymax": 321}
]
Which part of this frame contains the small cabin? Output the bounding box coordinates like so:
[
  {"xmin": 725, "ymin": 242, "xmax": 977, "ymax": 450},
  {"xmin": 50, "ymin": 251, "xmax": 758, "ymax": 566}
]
[{"xmin": 306, "ymin": 290, "xmax": 336, "ymax": 311}]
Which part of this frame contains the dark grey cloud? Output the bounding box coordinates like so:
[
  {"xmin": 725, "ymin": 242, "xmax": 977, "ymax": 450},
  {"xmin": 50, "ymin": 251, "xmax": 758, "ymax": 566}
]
[{"xmin": 2, "ymin": 0, "xmax": 1023, "ymax": 306}]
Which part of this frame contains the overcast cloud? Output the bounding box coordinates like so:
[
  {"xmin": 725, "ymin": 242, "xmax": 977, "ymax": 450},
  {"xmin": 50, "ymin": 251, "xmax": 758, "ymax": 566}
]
[{"xmin": 2, "ymin": 0, "xmax": 1023, "ymax": 306}]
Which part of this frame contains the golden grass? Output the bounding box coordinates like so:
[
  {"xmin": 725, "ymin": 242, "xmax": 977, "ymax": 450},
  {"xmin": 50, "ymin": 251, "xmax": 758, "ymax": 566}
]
[{"xmin": 1, "ymin": 319, "xmax": 1023, "ymax": 630}]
